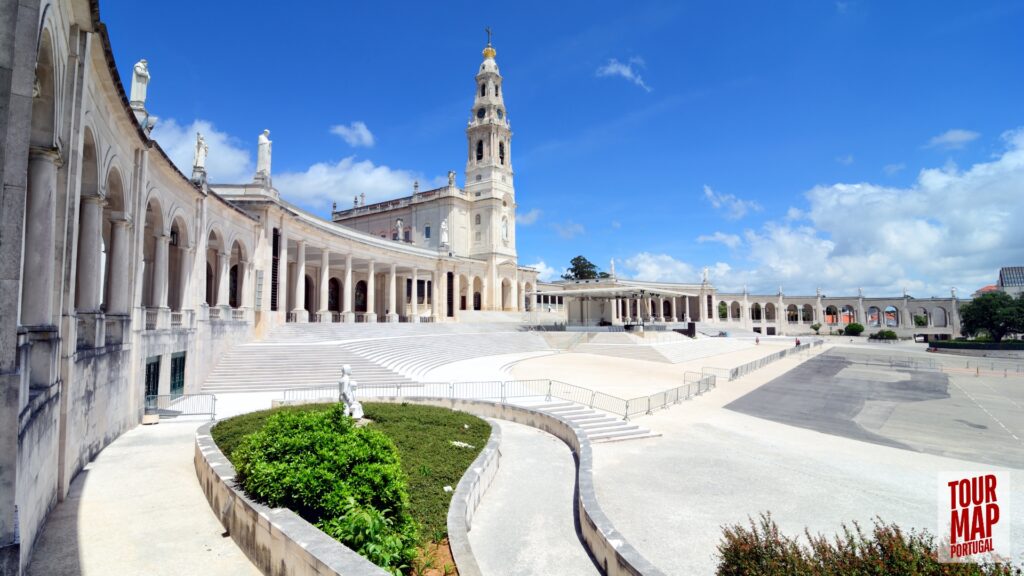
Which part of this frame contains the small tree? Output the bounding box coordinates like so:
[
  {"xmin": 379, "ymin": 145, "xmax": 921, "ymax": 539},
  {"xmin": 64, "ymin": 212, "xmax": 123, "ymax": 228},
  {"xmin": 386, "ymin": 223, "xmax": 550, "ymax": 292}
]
[
  {"xmin": 913, "ymin": 314, "xmax": 928, "ymax": 327},
  {"xmin": 810, "ymin": 322, "xmax": 821, "ymax": 335},
  {"xmin": 561, "ymin": 255, "xmax": 610, "ymax": 281},
  {"xmin": 845, "ymin": 322, "xmax": 865, "ymax": 336},
  {"xmin": 719, "ymin": 301, "xmax": 728, "ymax": 320},
  {"xmin": 960, "ymin": 292, "xmax": 1022, "ymax": 343}
]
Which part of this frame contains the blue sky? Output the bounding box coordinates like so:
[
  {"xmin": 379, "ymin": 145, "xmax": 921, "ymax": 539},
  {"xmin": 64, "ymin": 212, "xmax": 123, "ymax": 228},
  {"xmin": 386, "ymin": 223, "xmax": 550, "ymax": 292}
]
[{"xmin": 105, "ymin": 1, "xmax": 1024, "ymax": 297}]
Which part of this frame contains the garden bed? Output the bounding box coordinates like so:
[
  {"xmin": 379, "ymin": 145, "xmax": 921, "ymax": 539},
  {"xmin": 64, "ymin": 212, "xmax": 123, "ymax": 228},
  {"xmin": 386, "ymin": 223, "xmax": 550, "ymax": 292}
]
[{"xmin": 210, "ymin": 402, "xmax": 490, "ymax": 575}]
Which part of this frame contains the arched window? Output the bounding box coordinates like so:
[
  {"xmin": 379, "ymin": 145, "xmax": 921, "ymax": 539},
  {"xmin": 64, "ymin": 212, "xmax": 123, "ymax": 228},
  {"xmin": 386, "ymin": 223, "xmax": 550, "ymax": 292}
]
[
  {"xmin": 496, "ymin": 84, "xmax": 500, "ymax": 96},
  {"xmin": 403, "ymin": 228, "xmax": 411, "ymax": 242},
  {"xmin": 480, "ymin": 83, "xmax": 486, "ymax": 97},
  {"xmin": 476, "ymin": 140, "xmax": 484, "ymax": 161},
  {"xmin": 476, "ymin": 108, "xmax": 486, "ymax": 119},
  {"xmin": 498, "ymin": 141, "xmax": 505, "ymax": 165},
  {"xmin": 424, "ymin": 225, "xmax": 431, "ymax": 239},
  {"xmin": 475, "ymin": 214, "xmax": 481, "ymax": 226}
]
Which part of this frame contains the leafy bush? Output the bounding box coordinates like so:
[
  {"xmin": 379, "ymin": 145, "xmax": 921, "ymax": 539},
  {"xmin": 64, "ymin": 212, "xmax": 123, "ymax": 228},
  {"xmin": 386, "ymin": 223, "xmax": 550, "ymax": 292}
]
[
  {"xmin": 844, "ymin": 322, "xmax": 865, "ymax": 336},
  {"xmin": 232, "ymin": 405, "xmax": 419, "ymax": 573},
  {"xmin": 810, "ymin": 322, "xmax": 822, "ymax": 335},
  {"xmin": 915, "ymin": 314, "xmax": 929, "ymax": 327},
  {"xmin": 717, "ymin": 513, "xmax": 1021, "ymax": 575},
  {"xmin": 870, "ymin": 329, "xmax": 899, "ymax": 340}
]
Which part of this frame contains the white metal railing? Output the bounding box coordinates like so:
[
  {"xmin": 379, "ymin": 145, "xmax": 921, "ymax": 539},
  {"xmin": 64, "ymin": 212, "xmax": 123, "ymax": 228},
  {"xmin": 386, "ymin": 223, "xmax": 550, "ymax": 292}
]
[
  {"xmin": 209, "ymin": 307, "xmax": 222, "ymax": 321},
  {"xmin": 280, "ymin": 376, "xmax": 717, "ymax": 421},
  {"xmin": 231, "ymin": 308, "xmax": 245, "ymax": 321},
  {"xmin": 144, "ymin": 308, "xmax": 158, "ymax": 330}
]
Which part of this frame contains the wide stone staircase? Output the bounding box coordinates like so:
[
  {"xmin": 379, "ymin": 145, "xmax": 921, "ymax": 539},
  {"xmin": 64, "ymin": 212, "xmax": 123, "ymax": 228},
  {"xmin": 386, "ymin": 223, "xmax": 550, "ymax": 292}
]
[
  {"xmin": 514, "ymin": 398, "xmax": 661, "ymax": 443},
  {"xmin": 201, "ymin": 343, "xmax": 413, "ymax": 393}
]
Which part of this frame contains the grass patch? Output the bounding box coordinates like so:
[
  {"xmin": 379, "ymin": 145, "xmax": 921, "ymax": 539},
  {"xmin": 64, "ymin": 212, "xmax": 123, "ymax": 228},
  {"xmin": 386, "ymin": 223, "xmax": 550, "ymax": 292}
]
[{"xmin": 210, "ymin": 401, "xmax": 490, "ymax": 543}]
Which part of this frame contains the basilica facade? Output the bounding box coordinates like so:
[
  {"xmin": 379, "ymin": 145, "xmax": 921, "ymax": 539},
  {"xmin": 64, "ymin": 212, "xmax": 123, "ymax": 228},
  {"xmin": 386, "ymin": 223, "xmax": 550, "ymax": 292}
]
[{"xmin": 0, "ymin": 1, "xmax": 534, "ymax": 571}]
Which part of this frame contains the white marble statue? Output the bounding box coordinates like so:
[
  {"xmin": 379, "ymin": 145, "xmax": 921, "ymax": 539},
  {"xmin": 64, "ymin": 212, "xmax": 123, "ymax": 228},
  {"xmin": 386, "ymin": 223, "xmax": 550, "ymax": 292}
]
[
  {"xmin": 130, "ymin": 59, "xmax": 150, "ymax": 106},
  {"xmin": 610, "ymin": 258, "xmax": 616, "ymax": 278},
  {"xmin": 440, "ymin": 219, "xmax": 449, "ymax": 245},
  {"xmin": 448, "ymin": 170, "xmax": 456, "ymax": 187},
  {"xmin": 395, "ymin": 218, "xmax": 403, "ymax": 238},
  {"xmin": 501, "ymin": 217, "xmax": 509, "ymax": 241},
  {"xmin": 193, "ymin": 132, "xmax": 208, "ymax": 169},
  {"xmin": 338, "ymin": 364, "xmax": 363, "ymax": 419},
  {"xmin": 702, "ymin": 266, "xmax": 710, "ymax": 284},
  {"xmin": 256, "ymin": 129, "xmax": 272, "ymax": 178}
]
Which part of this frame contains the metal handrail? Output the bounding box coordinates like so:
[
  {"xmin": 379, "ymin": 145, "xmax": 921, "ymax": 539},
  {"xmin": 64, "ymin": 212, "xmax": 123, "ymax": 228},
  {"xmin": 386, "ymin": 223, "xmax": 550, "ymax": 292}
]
[{"xmin": 144, "ymin": 394, "xmax": 216, "ymax": 420}]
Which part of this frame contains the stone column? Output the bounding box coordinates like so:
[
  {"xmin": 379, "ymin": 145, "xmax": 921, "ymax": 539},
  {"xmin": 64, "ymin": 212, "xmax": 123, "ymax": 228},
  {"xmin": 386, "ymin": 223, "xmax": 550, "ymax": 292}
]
[
  {"xmin": 216, "ymin": 249, "xmax": 230, "ymax": 308},
  {"xmin": 510, "ymin": 277, "xmax": 519, "ymax": 312},
  {"xmin": 76, "ymin": 195, "xmax": 105, "ymax": 312},
  {"xmin": 432, "ymin": 271, "xmax": 442, "ymax": 321},
  {"xmin": 388, "ymin": 263, "xmax": 398, "ymax": 322},
  {"xmin": 154, "ymin": 234, "xmax": 171, "ymax": 308},
  {"xmin": 107, "ymin": 216, "xmax": 132, "ymax": 314},
  {"xmin": 291, "ymin": 240, "xmax": 307, "ymax": 322},
  {"xmin": 177, "ymin": 248, "xmax": 193, "ymax": 312},
  {"xmin": 366, "ymin": 260, "xmax": 377, "ymax": 322},
  {"xmin": 318, "ymin": 248, "xmax": 330, "ymax": 322},
  {"xmin": 343, "ymin": 253, "xmax": 354, "ymax": 322},
  {"xmin": 21, "ymin": 148, "xmax": 62, "ymax": 326},
  {"xmin": 670, "ymin": 297, "xmax": 677, "ymax": 322},
  {"xmin": 684, "ymin": 296, "xmax": 691, "ymax": 322},
  {"xmin": 411, "ymin": 268, "xmax": 419, "ymax": 322}
]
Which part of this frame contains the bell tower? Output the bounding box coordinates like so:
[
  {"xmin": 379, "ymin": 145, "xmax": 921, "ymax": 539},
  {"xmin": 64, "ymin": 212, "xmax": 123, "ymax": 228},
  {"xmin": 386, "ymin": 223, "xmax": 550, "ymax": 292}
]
[{"xmin": 465, "ymin": 29, "xmax": 516, "ymax": 259}]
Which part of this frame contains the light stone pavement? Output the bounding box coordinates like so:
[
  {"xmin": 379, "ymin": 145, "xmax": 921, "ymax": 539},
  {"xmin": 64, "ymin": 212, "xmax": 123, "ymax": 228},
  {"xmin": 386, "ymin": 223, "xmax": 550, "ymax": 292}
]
[
  {"xmin": 467, "ymin": 420, "xmax": 600, "ymax": 576},
  {"xmin": 588, "ymin": 346, "xmax": 1024, "ymax": 574},
  {"xmin": 27, "ymin": 419, "xmax": 261, "ymax": 576}
]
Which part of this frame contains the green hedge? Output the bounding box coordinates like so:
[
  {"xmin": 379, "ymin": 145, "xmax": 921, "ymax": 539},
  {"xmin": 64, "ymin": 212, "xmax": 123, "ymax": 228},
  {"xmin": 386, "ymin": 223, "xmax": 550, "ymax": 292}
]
[
  {"xmin": 870, "ymin": 329, "xmax": 899, "ymax": 340},
  {"xmin": 718, "ymin": 513, "xmax": 1021, "ymax": 575},
  {"xmin": 232, "ymin": 405, "xmax": 419, "ymax": 573},
  {"xmin": 931, "ymin": 340, "xmax": 1024, "ymax": 350},
  {"xmin": 844, "ymin": 322, "xmax": 865, "ymax": 336}
]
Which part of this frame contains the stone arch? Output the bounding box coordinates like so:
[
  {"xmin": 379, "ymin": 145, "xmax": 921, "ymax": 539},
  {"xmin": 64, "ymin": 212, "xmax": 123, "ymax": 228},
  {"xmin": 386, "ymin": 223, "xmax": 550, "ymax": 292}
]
[
  {"xmin": 825, "ymin": 305, "xmax": 839, "ymax": 325},
  {"xmin": 786, "ymin": 304, "xmax": 799, "ymax": 324},
  {"xmin": 459, "ymin": 274, "xmax": 470, "ymax": 310},
  {"xmin": 328, "ymin": 277, "xmax": 341, "ymax": 312},
  {"xmin": 867, "ymin": 305, "xmax": 882, "ymax": 328},
  {"xmin": 472, "ymin": 276, "xmax": 483, "ymax": 310},
  {"xmin": 228, "ymin": 239, "xmax": 246, "ymax": 308},
  {"xmin": 205, "ymin": 228, "xmax": 225, "ymax": 305},
  {"xmin": 304, "ymin": 274, "xmax": 315, "ymax": 315},
  {"xmin": 801, "ymin": 304, "xmax": 814, "ymax": 323},
  {"xmin": 524, "ymin": 282, "xmax": 534, "ymax": 311},
  {"xmin": 730, "ymin": 301, "xmax": 741, "ymax": 321},
  {"xmin": 141, "ymin": 197, "xmax": 166, "ymax": 308},
  {"xmin": 74, "ymin": 127, "xmax": 101, "ymax": 312},
  {"xmin": 102, "ymin": 167, "xmax": 128, "ymax": 313},
  {"xmin": 765, "ymin": 303, "xmax": 777, "ymax": 322},
  {"xmin": 751, "ymin": 303, "xmax": 762, "ymax": 321},
  {"xmin": 168, "ymin": 215, "xmax": 191, "ymax": 311},
  {"xmin": 915, "ymin": 307, "xmax": 930, "ymax": 327},
  {"xmin": 663, "ymin": 299, "xmax": 672, "ymax": 319},
  {"xmin": 501, "ymin": 278, "xmax": 512, "ymax": 311},
  {"xmin": 932, "ymin": 306, "xmax": 948, "ymax": 328},
  {"xmin": 355, "ymin": 280, "xmax": 368, "ymax": 313},
  {"xmin": 841, "ymin": 305, "xmax": 856, "ymax": 324},
  {"xmin": 31, "ymin": 28, "xmax": 57, "ymax": 148},
  {"xmin": 884, "ymin": 305, "xmax": 899, "ymax": 328}
]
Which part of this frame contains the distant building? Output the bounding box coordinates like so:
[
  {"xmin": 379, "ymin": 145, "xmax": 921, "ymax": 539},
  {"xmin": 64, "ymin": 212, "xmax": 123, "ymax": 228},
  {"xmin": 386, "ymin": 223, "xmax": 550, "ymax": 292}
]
[
  {"xmin": 971, "ymin": 284, "xmax": 999, "ymax": 298},
  {"xmin": 997, "ymin": 266, "xmax": 1024, "ymax": 297}
]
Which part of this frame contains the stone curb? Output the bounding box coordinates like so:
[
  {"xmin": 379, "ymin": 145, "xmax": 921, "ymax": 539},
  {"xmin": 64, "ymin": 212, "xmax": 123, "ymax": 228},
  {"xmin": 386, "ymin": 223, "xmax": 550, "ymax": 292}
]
[
  {"xmin": 194, "ymin": 422, "xmax": 388, "ymax": 576},
  {"xmin": 370, "ymin": 397, "xmax": 668, "ymax": 576},
  {"xmin": 445, "ymin": 418, "xmax": 502, "ymax": 576}
]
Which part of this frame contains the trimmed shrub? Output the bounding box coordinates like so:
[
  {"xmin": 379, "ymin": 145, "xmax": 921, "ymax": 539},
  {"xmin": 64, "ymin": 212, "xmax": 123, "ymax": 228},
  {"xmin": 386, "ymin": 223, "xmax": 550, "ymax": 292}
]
[
  {"xmin": 717, "ymin": 513, "xmax": 1021, "ymax": 575},
  {"xmin": 870, "ymin": 329, "xmax": 899, "ymax": 340},
  {"xmin": 232, "ymin": 405, "xmax": 419, "ymax": 573},
  {"xmin": 810, "ymin": 322, "xmax": 822, "ymax": 335},
  {"xmin": 844, "ymin": 322, "xmax": 865, "ymax": 336}
]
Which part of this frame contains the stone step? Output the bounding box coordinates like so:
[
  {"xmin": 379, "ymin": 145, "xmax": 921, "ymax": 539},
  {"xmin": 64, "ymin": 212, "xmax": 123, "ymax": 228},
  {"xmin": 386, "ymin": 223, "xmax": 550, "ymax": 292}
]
[{"xmin": 587, "ymin": 427, "xmax": 654, "ymax": 442}]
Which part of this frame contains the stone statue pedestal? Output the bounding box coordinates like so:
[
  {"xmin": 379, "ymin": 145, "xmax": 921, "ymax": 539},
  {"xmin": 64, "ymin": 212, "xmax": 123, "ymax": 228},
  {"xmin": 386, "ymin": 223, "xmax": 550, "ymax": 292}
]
[
  {"xmin": 365, "ymin": 313, "xmax": 377, "ymax": 324},
  {"xmin": 191, "ymin": 166, "xmax": 206, "ymax": 186},
  {"xmin": 343, "ymin": 312, "xmax": 355, "ymax": 323}
]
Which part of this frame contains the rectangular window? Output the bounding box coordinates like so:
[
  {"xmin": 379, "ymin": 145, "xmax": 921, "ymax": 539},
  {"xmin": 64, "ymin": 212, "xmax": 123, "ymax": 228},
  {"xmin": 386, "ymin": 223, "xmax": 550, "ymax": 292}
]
[
  {"xmin": 144, "ymin": 356, "xmax": 160, "ymax": 399},
  {"xmin": 425, "ymin": 226, "xmax": 431, "ymax": 239},
  {"xmin": 170, "ymin": 352, "xmax": 186, "ymax": 398}
]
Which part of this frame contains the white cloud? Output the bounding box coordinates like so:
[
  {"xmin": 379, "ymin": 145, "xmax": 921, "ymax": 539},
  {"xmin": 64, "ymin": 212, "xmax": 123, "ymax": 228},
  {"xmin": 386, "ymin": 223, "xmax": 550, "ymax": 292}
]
[
  {"xmin": 625, "ymin": 252, "xmax": 696, "ymax": 282},
  {"xmin": 596, "ymin": 57, "xmax": 651, "ymax": 92},
  {"xmin": 275, "ymin": 157, "xmax": 442, "ymax": 210},
  {"xmin": 525, "ymin": 260, "xmax": 561, "ymax": 282},
  {"xmin": 552, "ymin": 221, "xmax": 585, "ymax": 240},
  {"xmin": 697, "ymin": 231, "xmax": 742, "ymax": 249},
  {"xmin": 836, "ymin": 154, "xmax": 854, "ymax": 165},
  {"xmin": 611, "ymin": 220, "xmax": 622, "ymax": 229},
  {"xmin": 151, "ymin": 118, "xmax": 253, "ymax": 183},
  {"xmin": 883, "ymin": 162, "xmax": 906, "ymax": 175},
  {"xmin": 785, "ymin": 207, "xmax": 805, "ymax": 221},
  {"xmin": 516, "ymin": 208, "xmax": 541, "ymax": 226},
  {"xmin": 701, "ymin": 127, "xmax": 1024, "ymax": 295},
  {"xmin": 926, "ymin": 129, "xmax": 980, "ymax": 150},
  {"xmin": 703, "ymin": 185, "xmax": 762, "ymax": 220},
  {"xmin": 330, "ymin": 121, "xmax": 375, "ymax": 148}
]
